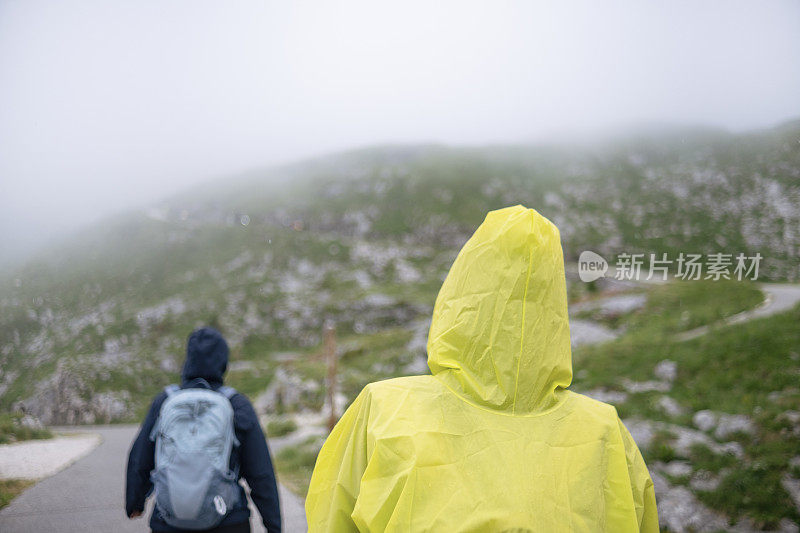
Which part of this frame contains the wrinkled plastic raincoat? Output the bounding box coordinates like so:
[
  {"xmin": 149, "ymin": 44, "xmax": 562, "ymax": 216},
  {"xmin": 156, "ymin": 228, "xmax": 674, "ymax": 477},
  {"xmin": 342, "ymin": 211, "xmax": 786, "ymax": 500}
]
[{"xmin": 306, "ymin": 205, "xmax": 658, "ymax": 532}]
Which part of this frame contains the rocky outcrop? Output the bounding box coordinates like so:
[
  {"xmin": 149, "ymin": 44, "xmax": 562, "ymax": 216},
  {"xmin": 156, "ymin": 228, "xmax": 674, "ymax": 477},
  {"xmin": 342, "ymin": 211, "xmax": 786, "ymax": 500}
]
[
  {"xmin": 254, "ymin": 368, "xmax": 321, "ymax": 415},
  {"xmin": 15, "ymin": 362, "xmax": 131, "ymax": 425}
]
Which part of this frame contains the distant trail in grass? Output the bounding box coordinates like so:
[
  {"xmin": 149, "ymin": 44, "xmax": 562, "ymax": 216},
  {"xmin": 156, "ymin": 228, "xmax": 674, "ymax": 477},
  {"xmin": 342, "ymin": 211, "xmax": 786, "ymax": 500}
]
[{"xmin": 676, "ymin": 283, "xmax": 800, "ymax": 341}]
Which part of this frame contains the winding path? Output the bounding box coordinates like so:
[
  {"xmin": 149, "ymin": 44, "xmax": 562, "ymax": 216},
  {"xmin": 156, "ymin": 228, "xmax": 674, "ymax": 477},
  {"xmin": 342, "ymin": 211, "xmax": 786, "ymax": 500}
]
[
  {"xmin": 676, "ymin": 283, "xmax": 800, "ymax": 341},
  {"xmin": 0, "ymin": 425, "xmax": 307, "ymax": 532}
]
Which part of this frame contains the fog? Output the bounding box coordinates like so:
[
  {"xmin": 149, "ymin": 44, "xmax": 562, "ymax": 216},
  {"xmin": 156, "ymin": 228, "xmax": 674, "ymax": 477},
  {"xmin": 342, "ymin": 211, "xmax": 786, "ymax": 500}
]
[{"xmin": 1, "ymin": 0, "xmax": 799, "ymax": 267}]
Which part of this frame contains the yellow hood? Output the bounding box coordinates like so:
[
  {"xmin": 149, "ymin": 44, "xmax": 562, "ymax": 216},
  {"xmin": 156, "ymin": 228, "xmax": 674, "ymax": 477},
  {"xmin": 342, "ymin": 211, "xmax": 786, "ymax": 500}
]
[
  {"xmin": 427, "ymin": 205, "xmax": 572, "ymax": 415},
  {"xmin": 308, "ymin": 205, "xmax": 659, "ymax": 532}
]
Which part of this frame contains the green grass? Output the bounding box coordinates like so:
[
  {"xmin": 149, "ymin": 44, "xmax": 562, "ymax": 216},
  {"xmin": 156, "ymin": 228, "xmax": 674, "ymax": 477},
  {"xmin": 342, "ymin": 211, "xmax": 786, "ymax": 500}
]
[
  {"xmin": 0, "ymin": 413, "xmax": 52, "ymax": 444},
  {"xmin": 650, "ymin": 280, "xmax": 761, "ymax": 331},
  {"xmin": 0, "ymin": 479, "xmax": 34, "ymax": 509},
  {"xmin": 699, "ymin": 466, "xmax": 796, "ymax": 528},
  {"xmin": 573, "ymin": 281, "xmax": 766, "ymax": 389},
  {"xmin": 630, "ymin": 280, "xmax": 761, "ymax": 336},
  {"xmin": 337, "ymin": 328, "xmax": 415, "ymax": 401},
  {"xmin": 224, "ymin": 367, "xmax": 275, "ymax": 400},
  {"xmin": 687, "ymin": 443, "xmax": 738, "ymax": 474},
  {"xmin": 641, "ymin": 429, "xmax": 678, "ymax": 464},
  {"xmin": 574, "ymin": 283, "xmax": 800, "ymax": 528},
  {"xmin": 266, "ymin": 418, "xmax": 297, "ymax": 437},
  {"xmin": 574, "ymin": 281, "xmax": 762, "ymax": 338},
  {"xmin": 274, "ymin": 436, "xmax": 325, "ymax": 497}
]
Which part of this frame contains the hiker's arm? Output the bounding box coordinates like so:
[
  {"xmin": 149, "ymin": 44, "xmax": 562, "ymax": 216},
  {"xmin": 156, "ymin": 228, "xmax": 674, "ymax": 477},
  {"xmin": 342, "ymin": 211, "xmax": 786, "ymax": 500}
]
[
  {"xmin": 305, "ymin": 388, "xmax": 371, "ymax": 533},
  {"xmin": 125, "ymin": 393, "xmax": 163, "ymax": 518},
  {"xmin": 618, "ymin": 418, "xmax": 659, "ymax": 532},
  {"xmin": 236, "ymin": 397, "xmax": 282, "ymax": 533}
]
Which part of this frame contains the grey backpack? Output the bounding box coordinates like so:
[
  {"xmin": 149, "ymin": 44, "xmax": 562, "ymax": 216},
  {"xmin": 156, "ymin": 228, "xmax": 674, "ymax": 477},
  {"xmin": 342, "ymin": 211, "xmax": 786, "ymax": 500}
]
[{"xmin": 150, "ymin": 381, "xmax": 241, "ymax": 530}]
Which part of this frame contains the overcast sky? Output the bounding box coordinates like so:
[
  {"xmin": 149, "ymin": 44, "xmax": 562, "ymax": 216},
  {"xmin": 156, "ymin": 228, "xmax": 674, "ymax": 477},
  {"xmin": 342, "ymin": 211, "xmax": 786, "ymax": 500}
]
[{"xmin": 1, "ymin": 0, "xmax": 799, "ymax": 266}]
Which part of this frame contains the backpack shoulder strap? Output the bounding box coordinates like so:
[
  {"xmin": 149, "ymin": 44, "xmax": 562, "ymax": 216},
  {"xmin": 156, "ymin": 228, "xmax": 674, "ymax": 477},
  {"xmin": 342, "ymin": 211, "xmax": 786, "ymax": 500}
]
[
  {"xmin": 217, "ymin": 386, "xmax": 241, "ymax": 449},
  {"xmin": 218, "ymin": 386, "xmax": 238, "ymax": 400}
]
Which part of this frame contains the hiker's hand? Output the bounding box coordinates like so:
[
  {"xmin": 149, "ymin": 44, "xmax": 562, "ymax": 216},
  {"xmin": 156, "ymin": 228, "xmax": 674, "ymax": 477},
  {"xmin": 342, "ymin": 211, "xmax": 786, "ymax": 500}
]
[{"xmin": 129, "ymin": 511, "xmax": 142, "ymax": 519}]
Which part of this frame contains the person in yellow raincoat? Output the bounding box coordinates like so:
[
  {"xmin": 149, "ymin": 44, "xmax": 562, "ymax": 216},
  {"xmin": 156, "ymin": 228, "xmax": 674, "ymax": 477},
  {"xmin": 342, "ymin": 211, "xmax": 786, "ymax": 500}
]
[{"xmin": 306, "ymin": 205, "xmax": 659, "ymax": 532}]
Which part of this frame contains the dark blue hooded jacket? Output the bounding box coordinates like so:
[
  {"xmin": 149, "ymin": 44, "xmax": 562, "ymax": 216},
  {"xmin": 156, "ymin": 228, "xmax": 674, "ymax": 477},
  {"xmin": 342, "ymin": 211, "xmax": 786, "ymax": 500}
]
[{"xmin": 125, "ymin": 327, "xmax": 282, "ymax": 532}]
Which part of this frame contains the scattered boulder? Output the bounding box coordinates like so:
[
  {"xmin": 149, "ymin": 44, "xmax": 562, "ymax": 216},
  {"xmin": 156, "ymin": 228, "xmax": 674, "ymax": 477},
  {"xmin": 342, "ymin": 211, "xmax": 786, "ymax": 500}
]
[
  {"xmin": 403, "ymin": 357, "xmax": 429, "ymax": 375},
  {"xmin": 136, "ymin": 297, "xmax": 187, "ymax": 330},
  {"xmin": 254, "ymin": 368, "xmax": 319, "ymax": 415},
  {"xmin": 624, "ymin": 419, "xmax": 656, "ymax": 448},
  {"xmin": 17, "ymin": 384, "xmax": 131, "ymax": 425},
  {"xmin": 569, "ymin": 293, "xmax": 646, "ymax": 316},
  {"xmin": 15, "ymin": 362, "xmax": 131, "ymax": 424},
  {"xmin": 600, "ymin": 294, "xmax": 647, "ymax": 315},
  {"xmin": 621, "ymin": 379, "xmax": 671, "ymax": 393},
  {"xmin": 782, "ymin": 475, "xmax": 800, "ymax": 513},
  {"xmin": 663, "ymin": 460, "xmax": 693, "ymax": 478},
  {"xmin": 582, "ymin": 388, "xmax": 629, "ymax": 404},
  {"xmin": 18, "ymin": 414, "xmax": 44, "ymax": 430},
  {"xmin": 657, "ymin": 396, "xmax": 684, "ymax": 417},
  {"xmin": 654, "ymin": 360, "xmax": 678, "ymax": 382},
  {"xmin": 651, "ymin": 471, "xmax": 730, "ymax": 532},
  {"xmin": 569, "ymin": 319, "xmax": 618, "ymax": 346},
  {"xmin": 714, "ymin": 414, "xmax": 755, "ymax": 440},
  {"xmin": 360, "ymin": 293, "xmax": 396, "ymax": 308},
  {"xmin": 322, "ymin": 392, "xmax": 349, "ymax": 419},
  {"xmin": 370, "ymin": 362, "xmax": 395, "ymax": 375},
  {"xmin": 394, "ymin": 259, "xmax": 421, "ymax": 283},
  {"xmin": 624, "ymin": 418, "xmax": 744, "ymax": 458},
  {"xmin": 769, "ymin": 388, "xmax": 800, "ymax": 403},
  {"xmin": 405, "ymin": 319, "xmax": 430, "ymax": 359},
  {"xmin": 91, "ymin": 391, "xmax": 131, "ymax": 423},
  {"xmin": 689, "ymin": 470, "xmax": 723, "ymax": 492},
  {"xmin": 716, "ymin": 442, "xmax": 745, "ymax": 459},
  {"xmin": 652, "ymin": 470, "xmax": 762, "ymax": 532},
  {"xmin": 693, "ymin": 410, "xmax": 717, "ymax": 432},
  {"xmin": 159, "ymin": 356, "xmax": 178, "ymax": 372}
]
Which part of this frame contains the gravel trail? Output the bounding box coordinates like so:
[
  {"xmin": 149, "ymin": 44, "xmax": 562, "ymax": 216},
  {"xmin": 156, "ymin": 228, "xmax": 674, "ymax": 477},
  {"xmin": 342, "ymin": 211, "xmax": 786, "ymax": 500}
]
[{"xmin": 0, "ymin": 433, "xmax": 101, "ymax": 479}]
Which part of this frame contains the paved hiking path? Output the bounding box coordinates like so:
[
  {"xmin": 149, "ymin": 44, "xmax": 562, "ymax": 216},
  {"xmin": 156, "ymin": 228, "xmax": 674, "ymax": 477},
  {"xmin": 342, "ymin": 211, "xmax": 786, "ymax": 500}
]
[
  {"xmin": 2, "ymin": 282, "xmax": 799, "ymax": 533},
  {"xmin": 0, "ymin": 425, "xmax": 307, "ymax": 533}
]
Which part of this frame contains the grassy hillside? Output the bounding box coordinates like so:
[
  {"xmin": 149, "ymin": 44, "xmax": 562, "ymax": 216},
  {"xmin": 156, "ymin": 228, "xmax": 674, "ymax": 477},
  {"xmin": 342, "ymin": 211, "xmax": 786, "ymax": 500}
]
[
  {"xmin": 1, "ymin": 122, "xmax": 799, "ymax": 528},
  {"xmin": 1, "ymin": 123, "xmax": 799, "ymax": 423}
]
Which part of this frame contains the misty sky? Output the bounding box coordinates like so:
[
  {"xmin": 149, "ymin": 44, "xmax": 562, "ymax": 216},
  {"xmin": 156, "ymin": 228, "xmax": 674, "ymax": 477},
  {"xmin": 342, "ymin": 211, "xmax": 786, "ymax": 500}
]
[{"xmin": 1, "ymin": 0, "xmax": 799, "ymax": 266}]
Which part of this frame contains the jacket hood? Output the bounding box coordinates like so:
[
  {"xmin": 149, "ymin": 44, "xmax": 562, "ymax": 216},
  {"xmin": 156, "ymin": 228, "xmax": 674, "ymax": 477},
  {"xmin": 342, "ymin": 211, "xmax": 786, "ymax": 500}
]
[
  {"xmin": 427, "ymin": 205, "xmax": 572, "ymax": 415},
  {"xmin": 181, "ymin": 327, "xmax": 229, "ymax": 385}
]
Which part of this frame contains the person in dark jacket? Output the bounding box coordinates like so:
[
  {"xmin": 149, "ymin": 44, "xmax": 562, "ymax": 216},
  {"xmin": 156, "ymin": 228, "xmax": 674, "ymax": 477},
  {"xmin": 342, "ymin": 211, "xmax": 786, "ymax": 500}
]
[{"xmin": 126, "ymin": 327, "xmax": 281, "ymax": 533}]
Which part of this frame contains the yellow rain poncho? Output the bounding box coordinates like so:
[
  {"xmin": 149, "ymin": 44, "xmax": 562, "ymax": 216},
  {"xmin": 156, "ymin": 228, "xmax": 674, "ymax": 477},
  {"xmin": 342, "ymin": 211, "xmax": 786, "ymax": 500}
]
[{"xmin": 306, "ymin": 205, "xmax": 658, "ymax": 532}]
